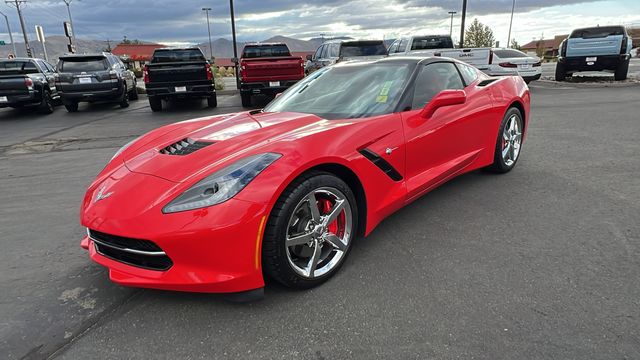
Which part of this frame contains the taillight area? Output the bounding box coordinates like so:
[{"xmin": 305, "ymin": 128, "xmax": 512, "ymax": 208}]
[
  {"xmin": 24, "ymin": 78, "xmax": 34, "ymax": 89},
  {"xmin": 620, "ymin": 37, "xmax": 628, "ymax": 55},
  {"xmin": 143, "ymin": 65, "xmax": 149, "ymax": 84},
  {"xmin": 109, "ymin": 70, "xmax": 118, "ymax": 80},
  {"xmin": 489, "ymin": 50, "xmax": 494, "ymax": 64},
  {"xmin": 499, "ymin": 62, "xmax": 518, "ymax": 68},
  {"xmin": 532, "ymin": 61, "xmax": 542, "ymax": 67},
  {"xmin": 205, "ymin": 63, "xmax": 213, "ymax": 81}
]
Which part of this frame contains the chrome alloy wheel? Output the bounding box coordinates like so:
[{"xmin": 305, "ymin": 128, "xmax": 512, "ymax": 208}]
[
  {"xmin": 285, "ymin": 187, "xmax": 353, "ymax": 279},
  {"xmin": 501, "ymin": 113, "xmax": 523, "ymax": 167}
]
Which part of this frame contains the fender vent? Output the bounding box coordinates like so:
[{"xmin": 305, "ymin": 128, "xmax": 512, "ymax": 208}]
[
  {"xmin": 478, "ymin": 79, "xmax": 498, "ymax": 87},
  {"xmin": 359, "ymin": 148, "xmax": 403, "ymax": 181},
  {"xmin": 159, "ymin": 138, "xmax": 214, "ymax": 155}
]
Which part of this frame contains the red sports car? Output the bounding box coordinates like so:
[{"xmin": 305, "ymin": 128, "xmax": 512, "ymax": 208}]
[{"xmin": 80, "ymin": 57, "xmax": 530, "ymax": 298}]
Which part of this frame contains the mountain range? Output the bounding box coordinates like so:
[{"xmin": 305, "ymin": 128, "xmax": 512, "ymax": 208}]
[{"xmin": 0, "ymin": 35, "xmax": 354, "ymax": 61}]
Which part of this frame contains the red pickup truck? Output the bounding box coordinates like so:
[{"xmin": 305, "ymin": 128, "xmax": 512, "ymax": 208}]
[{"xmin": 238, "ymin": 43, "xmax": 305, "ymax": 107}]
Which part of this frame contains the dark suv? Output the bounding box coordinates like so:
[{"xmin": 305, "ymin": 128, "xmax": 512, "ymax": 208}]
[{"xmin": 56, "ymin": 53, "xmax": 138, "ymax": 112}]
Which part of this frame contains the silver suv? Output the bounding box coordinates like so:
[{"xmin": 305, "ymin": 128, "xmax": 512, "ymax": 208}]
[{"xmin": 305, "ymin": 40, "xmax": 387, "ymax": 74}]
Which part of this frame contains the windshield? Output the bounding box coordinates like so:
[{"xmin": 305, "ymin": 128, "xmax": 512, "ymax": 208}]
[
  {"xmin": 411, "ymin": 36, "xmax": 454, "ymax": 50},
  {"xmin": 264, "ymin": 63, "xmax": 411, "ymax": 119},
  {"xmin": 242, "ymin": 45, "xmax": 291, "ymax": 58},
  {"xmin": 340, "ymin": 42, "xmax": 388, "ymax": 57},
  {"xmin": 0, "ymin": 61, "xmax": 39, "ymax": 75},
  {"xmin": 152, "ymin": 49, "xmax": 205, "ymax": 63},
  {"xmin": 59, "ymin": 57, "xmax": 108, "ymax": 72}
]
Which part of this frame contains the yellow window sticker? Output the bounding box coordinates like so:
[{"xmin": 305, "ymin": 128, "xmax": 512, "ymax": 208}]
[{"xmin": 376, "ymin": 81, "xmax": 393, "ymax": 103}]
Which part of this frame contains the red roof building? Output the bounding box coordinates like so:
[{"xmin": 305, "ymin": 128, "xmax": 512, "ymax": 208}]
[{"xmin": 111, "ymin": 44, "xmax": 167, "ymax": 66}]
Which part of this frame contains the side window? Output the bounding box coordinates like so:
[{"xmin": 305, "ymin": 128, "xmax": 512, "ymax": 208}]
[
  {"xmin": 330, "ymin": 43, "xmax": 340, "ymax": 58},
  {"xmin": 313, "ymin": 46, "xmax": 322, "ymax": 60},
  {"xmin": 411, "ymin": 62, "xmax": 464, "ymax": 109},
  {"xmin": 397, "ymin": 39, "xmax": 408, "ymax": 53},
  {"xmin": 44, "ymin": 61, "xmax": 56, "ymax": 72},
  {"xmin": 457, "ymin": 64, "xmax": 478, "ymax": 86},
  {"xmin": 321, "ymin": 45, "xmax": 330, "ymax": 59},
  {"xmin": 388, "ymin": 40, "xmax": 399, "ymax": 54},
  {"xmin": 35, "ymin": 60, "xmax": 48, "ymax": 72}
]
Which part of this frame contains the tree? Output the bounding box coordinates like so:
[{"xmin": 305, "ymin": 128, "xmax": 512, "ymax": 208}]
[
  {"xmin": 535, "ymin": 33, "xmax": 545, "ymax": 58},
  {"xmin": 464, "ymin": 18, "xmax": 496, "ymax": 48},
  {"xmin": 510, "ymin": 39, "xmax": 521, "ymax": 50}
]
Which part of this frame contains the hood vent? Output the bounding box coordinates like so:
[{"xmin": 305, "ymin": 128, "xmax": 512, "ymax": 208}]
[{"xmin": 159, "ymin": 138, "xmax": 214, "ymax": 156}]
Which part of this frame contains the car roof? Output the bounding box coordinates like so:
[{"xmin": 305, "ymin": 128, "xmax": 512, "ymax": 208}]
[
  {"xmin": 59, "ymin": 53, "xmax": 111, "ymax": 59},
  {"xmin": 154, "ymin": 47, "xmax": 200, "ymax": 51},
  {"xmin": 1, "ymin": 58, "xmax": 40, "ymax": 61},
  {"xmin": 244, "ymin": 42, "xmax": 287, "ymax": 46},
  {"xmin": 322, "ymin": 39, "xmax": 384, "ymax": 45}
]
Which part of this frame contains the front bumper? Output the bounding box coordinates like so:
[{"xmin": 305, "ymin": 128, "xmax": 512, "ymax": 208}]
[
  {"xmin": 80, "ymin": 166, "xmax": 267, "ymax": 293},
  {"xmin": 558, "ymin": 54, "xmax": 630, "ymax": 72}
]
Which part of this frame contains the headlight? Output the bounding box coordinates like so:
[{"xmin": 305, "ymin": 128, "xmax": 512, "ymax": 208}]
[
  {"xmin": 162, "ymin": 153, "xmax": 281, "ymax": 213},
  {"xmin": 111, "ymin": 136, "xmax": 141, "ymax": 161}
]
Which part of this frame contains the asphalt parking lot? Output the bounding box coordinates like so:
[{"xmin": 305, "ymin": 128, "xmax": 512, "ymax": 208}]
[{"xmin": 1, "ymin": 82, "xmax": 639, "ymax": 359}]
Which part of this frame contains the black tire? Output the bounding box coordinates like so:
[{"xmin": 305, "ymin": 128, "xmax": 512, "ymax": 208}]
[
  {"xmin": 262, "ymin": 171, "xmax": 358, "ymax": 289},
  {"xmin": 64, "ymin": 101, "xmax": 78, "ymax": 113},
  {"xmin": 614, "ymin": 59, "xmax": 629, "ymax": 81},
  {"xmin": 487, "ymin": 107, "xmax": 524, "ymax": 173},
  {"xmin": 119, "ymin": 85, "xmax": 130, "ymax": 108},
  {"xmin": 555, "ymin": 62, "xmax": 567, "ymax": 81},
  {"xmin": 240, "ymin": 92, "xmax": 251, "ymax": 107},
  {"xmin": 207, "ymin": 94, "xmax": 218, "ymax": 108},
  {"xmin": 39, "ymin": 90, "xmax": 54, "ymax": 114},
  {"xmin": 149, "ymin": 97, "xmax": 162, "ymax": 112},
  {"xmin": 129, "ymin": 82, "xmax": 139, "ymax": 100}
]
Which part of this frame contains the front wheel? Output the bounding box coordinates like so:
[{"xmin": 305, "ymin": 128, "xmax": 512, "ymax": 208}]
[
  {"xmin": 129, "ymin": 82, "xmax": 139, "ymax": 100},
  {"xmin": 262, "ymin": 172, "xmax": 358, "ymax": 289},
  {"xmin": 487, "ymin": 107, "xmax": 524, "ymax": 173}
]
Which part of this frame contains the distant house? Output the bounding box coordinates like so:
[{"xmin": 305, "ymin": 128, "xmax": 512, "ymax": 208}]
[
  {"xmin": 111, "ymin": 43, "xmax": 167, "ymax": 69},
  {"xmin": 521, "ymin": 35, "xmax": 567, "ymax": 58}
]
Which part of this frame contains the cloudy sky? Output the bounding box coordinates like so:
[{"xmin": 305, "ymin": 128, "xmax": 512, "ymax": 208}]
[{"xmin": 1, "ymin": 0, "xmax": 639, "ymax": 46}]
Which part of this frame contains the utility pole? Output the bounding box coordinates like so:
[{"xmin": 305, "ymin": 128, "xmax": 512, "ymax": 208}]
[
  {"xmin": 62, "ymin": 0, "xmax": 77, "ymax": 51},
  {"xmin": 459, "ymin": 0, "xmax": 467, "ymax": 48},
  {"xmin": 229, "ymin": 0, "xmax": 239, "ymax": 89},
  {"xmin": 6, "ymin": 0, "xmax": 31, "ymax": 57},
  {"xmin": 448, "ymin": 11, "xmax": 457, "ymax": 37},
  {"xmin": 507, "ymin": 0, "xmax": 516, "ymax": 48},
  {"xmin": 202, "ymin": 7, "xmax": 213, "ymax": 61},
  {"xmin": 0, "ymin": 10, "xmax": 17, "ymax": 55}
]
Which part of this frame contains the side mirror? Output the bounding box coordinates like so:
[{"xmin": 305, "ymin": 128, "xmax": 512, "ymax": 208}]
[
  {"xmin": 420, "ymin": 89, "xmax": 466, "ymax": 119},
  {"xmin": 306, "ymin": 54, "xmax": 313, "ymax": 61},
  {"xmin": 231, "ymin": 57, "xmax": 239, "ymax": 64}
]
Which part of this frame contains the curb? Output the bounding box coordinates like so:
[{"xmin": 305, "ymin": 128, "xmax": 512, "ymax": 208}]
[{"xmin": 537, "ymin": 78, "xmax": 640, "ymax": 88}]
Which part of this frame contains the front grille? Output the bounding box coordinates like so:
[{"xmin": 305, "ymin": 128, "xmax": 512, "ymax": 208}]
[
  {"xmin": 159, "ymin": 138, "xmax": 213, "ymax": 155},
  {"xmin": 89, "ymin": 229, "xmax": 173, "ymax": 271}
]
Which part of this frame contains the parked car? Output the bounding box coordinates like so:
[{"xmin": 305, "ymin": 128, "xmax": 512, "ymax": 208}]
[
  {"xmin": 0, "ymin": 58, "xmax": 59, "ymax": 114},
  {"xmin": 305, "ymin": 40, "xmax": 388, "ymax": 74},
  {"xmin": 238, "ymin": 43, "xmax": 305, "ymax": 107},
  {"xmin": 556, "ymin": 25, "xmax": 633, "ymax": 81},
  {"xmin": 387, "ymin": 35, "xmax": 454, "ymax": 56},
  {"xmin": 483, "ymin": 48, "xmax": 542, "ymax": 83},
  {"xmin": 56, "ymin": 53, "xmax": 138, "ymax": 112},
  {"xmin": 144, "ymin": 47, "xmax": 217, "ymax": 112},
  {"xmin": 80, "ymin": 57, "xmax": 530, "ymax": 297}
]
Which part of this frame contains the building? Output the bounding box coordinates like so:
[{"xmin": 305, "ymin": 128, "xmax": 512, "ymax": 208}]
[
  {"xmin": 111, "ymin": 43, "xmax": 167, "ymax": 69},
  {"xmin": 521, "ymin": 35, "xmax": 567, "ymax": 58}
]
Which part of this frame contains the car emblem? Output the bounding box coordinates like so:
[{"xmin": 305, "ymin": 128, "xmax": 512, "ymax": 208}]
[{"xmin": 94, "ymin": 186, "xmax": 113, "ymax": 202}]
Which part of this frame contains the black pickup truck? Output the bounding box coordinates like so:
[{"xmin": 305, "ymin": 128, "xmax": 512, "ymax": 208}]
[
  {"xmin": 144, "ymin": 47, "xmax": 217, "ymax": 112},
  {"xmin": 0, "ymin": 58, "xmax": 59, "ymax": 114}
]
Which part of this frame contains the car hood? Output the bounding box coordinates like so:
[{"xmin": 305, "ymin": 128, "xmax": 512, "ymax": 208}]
[{"xmin": 123, "ymin": 111, "xmax": 330, "ymax": 183}]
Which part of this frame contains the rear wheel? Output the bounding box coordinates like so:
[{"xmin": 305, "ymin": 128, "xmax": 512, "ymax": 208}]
[
  {"xmin": 207, "ymin": 94, "xmax": 217, "ymax": 108},
  {"xmin": 262, "ymin": 172, "xmax": 358, "ymax": 289},
  {"xmin": 614, "ymin": 59, "xmax": 629, "ymax": 81},
  {"xmin": 39, "ymin": 90, "xmax": 54, "ymax": 114},
  {"xmin": 240, "ymin": 93, "xmax": 251, "ymax": 107},
  {"xmin": 555, "ymin": 62, "xmax": 567, "ymax": 81},
  {"xmin": 149, "ymin": 96, "xmax": 162, "ymax": 112},
  {"xmin": 488, "ymin": 107, "xmax": 523, "ymax": 173},
  {"xmin": 64, "ymin": 101, "xmax": 78, "ymax": 113},
  {"xmin": 119, "ymin": 85, "xmax": 130, "ymax": 108}
]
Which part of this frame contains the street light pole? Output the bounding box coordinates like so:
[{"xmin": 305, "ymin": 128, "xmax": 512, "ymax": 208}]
[
  {"xmin": 62, "ymin": 0, "xmax": 77, "ymax": 50},
  {"xmin": 229, "ymin": 0, "xmax": 239, "ymax": 89},
  {"xmin": 507, "ymin": 0, "xmax": 516, "ymax": 48},
  {"xmin": 448, "ymin": 11, "xmax": 457, "ymax": 37},
  {"xmin": 459, "ymin": 0, "xmax": 467, "ymax": 48},
  {"xmin": 0, "ymin": 10, "xmax": 17, "ymax": 55},
  {"xmin": 6, "ymin": 0, "xmax": 31, "ymax": 57},
  {"xmin": 202, "ymin": 7, "xmax": 213, "ymax": 61}
]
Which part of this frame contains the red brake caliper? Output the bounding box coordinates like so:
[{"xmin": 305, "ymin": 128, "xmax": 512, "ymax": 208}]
[{"xmin": 319, "ymin": 198, "xmax": 344, "ymax": 237}]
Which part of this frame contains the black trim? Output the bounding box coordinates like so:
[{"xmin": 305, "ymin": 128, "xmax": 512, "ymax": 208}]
[{"xmin": 359, "ymin": 148, "xmax": 403, "ymax": 181}]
